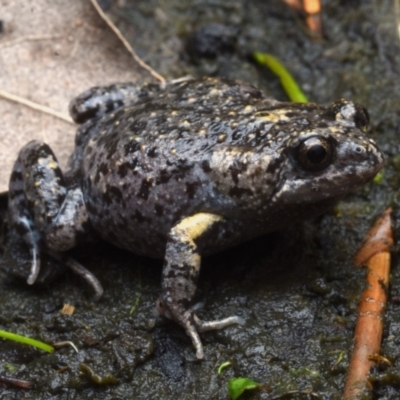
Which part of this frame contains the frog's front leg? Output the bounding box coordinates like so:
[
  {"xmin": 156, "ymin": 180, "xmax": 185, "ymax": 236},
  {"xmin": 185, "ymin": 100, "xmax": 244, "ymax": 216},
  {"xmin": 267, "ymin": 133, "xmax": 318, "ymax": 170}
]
[
  {"xmin": 8, "ymin": 140, "xmax": 102, "ymax": 298},
  {"xmin": 160, "ymin": 213, "xmax": 245, "ymax": 359}
]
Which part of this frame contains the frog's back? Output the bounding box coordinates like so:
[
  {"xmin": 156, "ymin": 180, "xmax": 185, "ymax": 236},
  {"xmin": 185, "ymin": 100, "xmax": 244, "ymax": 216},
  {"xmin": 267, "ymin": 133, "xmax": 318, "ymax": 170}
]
[{"xmin": 80, "ymin": 77, "xmax": 275, "ymax": 148}]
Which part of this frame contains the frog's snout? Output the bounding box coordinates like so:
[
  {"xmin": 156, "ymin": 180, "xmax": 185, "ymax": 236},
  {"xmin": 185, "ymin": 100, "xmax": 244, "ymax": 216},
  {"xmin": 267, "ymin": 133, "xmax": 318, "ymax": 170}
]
[
  {"xmin": 365, "ymin": 140, "xmax": 385, "ymax": 175},
  {"xmin": 339, "ymin": 137, "xmax": 385, "ymax": 179}
]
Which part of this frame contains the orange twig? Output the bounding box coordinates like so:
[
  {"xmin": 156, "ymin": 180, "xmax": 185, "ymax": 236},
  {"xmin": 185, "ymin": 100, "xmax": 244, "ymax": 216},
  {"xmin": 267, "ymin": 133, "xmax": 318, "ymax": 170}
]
[
  {"xmin": 282, "ymin": 0, "xmax": 322, "ymax": 37},
  {"xmin": 303, "ymin": 0, "xmax": 321, "ymax": 15},
  {"xmin": 303, "ymin": 0, "xmax": 322, "ymax": 37},
  {"xmin": 343, "ymin": 208, "xmax": 393, "ymax": 399}
]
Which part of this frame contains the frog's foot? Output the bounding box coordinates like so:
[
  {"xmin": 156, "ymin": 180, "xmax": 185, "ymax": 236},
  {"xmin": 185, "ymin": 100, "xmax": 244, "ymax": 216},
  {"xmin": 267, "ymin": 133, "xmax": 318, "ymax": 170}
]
[
  {"xmin": 157, "ymin": 303, "xmax": 244, "ymax": 359},
  {"xmin": 161, "ymin": 212, "xmax": 245, "ymax": 359}
]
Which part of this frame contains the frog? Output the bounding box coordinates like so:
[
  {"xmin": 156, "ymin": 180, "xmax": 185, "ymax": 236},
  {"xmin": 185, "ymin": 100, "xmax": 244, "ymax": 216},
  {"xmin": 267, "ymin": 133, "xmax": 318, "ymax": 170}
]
[{"xmin": 6, "ymin": 77, "xmax": 384, "ymax": 359}]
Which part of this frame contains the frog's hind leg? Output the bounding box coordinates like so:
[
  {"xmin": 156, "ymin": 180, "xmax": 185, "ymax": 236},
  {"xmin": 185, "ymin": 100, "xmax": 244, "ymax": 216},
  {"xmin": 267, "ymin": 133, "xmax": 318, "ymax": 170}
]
[
  {"xmin": 8, "ymin": 140, "xmax": 101, "ymax": 298},
  {"xmin": 160, "ymin": 213, "xmax": 245, "ymax": 359}
]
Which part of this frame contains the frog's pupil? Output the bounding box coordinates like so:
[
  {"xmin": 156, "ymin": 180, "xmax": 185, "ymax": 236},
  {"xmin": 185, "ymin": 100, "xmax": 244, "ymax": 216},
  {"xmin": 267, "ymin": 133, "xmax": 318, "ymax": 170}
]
[{"xmin": 307, "ymin": 144, "xmax": 327, "ymax": 164}]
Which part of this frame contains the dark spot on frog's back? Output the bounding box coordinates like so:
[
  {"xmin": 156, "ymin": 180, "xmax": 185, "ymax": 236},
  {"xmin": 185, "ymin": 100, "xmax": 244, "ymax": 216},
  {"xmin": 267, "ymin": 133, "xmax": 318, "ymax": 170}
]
[
  {"xmin": 129, "ymin": 120, "xmax": 147, "ymax": 132},
  {"xmin": 94, "ymin": 162, "xmax": 109, "ymax": 184},
  {"xmin": 186, "ymin": 182, "xmax": 198, "ymax": 199},
  {"xmin": 108, "ymin": 186, "xmax": 123, "ymax": 201},
  {"xmin": 155, "ymin": 203, "xmax": 164, "ymax": 216},
  {"xmin": 229, "ymin": 159, "xmax": 247, "ymax": 185},
  {"xmin": 201, "ymin": 160, "xmax": 212, "ymax": 173},
  {"xmin": 134, "ymin": 209, "xmax": 148, "ymax": 223},
  {"xmin": 102, "ymin": 185, "xmax": 124, "ymax": 205},
  {"xmin": 231, "ymin": 130, "xmax": 244, "ymax": 141},
  {"xmin": 117, "ymin": 163, "xmax": 130, "ymax": 178},
  {"xmin": 147, "ymin": 147, "xmax": 158, "ymax": 158},
  {"xmin": 166, "ymin": 158, "xmax": 194, "ymax": 179},
  {"xmin": 99, "ymin": 132, "xmax": 119, "ymax": 159},
  {"xmin": 138, "ymin": 178, "xmax": 153, "ymax": 200},
  {"xmin": 85, "ymin": 145, "xmax": 93, "ymax": 156},
  {"xmin": 124, "ymin": 141, "xmax": 140, "ymax": 156},
  {"xmin": 156, "ymin": 169, "xmax": 171, "ymax": 184},
  {"xmin": 99, "ymin": 162, "xmax": 109, "ymax": 175}
]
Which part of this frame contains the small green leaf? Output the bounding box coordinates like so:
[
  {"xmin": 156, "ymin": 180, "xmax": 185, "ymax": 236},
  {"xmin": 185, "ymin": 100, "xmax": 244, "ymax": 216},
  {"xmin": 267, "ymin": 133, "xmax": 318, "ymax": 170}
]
[
  {"xmin": 0, "ymin": 329, "xmax": 54, "ymax": 353},
  {"xmin": 332, "ymin": 350, "xmax": 346, "ymax": 370},
  {"xmin": 253, "ymin": 51, "xmax": 309, "ymax": 103},
  {"xmin": 217, "ymin": 361, "xmax": 232, "ymax": 375},
  {"xmin": 3, "ymin": 363, "xmax": 18, "ymax": 371},
  {"xmin": 228, "ymin": 377, "xmax": 262, "ymax": 400},
  {"xmin": 373, "ymin": 170, "xmax": 384, "ymax": 184}
]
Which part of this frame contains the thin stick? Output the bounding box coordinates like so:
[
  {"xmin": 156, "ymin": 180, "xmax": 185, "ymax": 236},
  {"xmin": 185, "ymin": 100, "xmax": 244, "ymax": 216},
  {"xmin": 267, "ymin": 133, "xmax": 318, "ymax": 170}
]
[
  {"xmin": 343, "ymin": 208, "xmax": 393, "ymax": 399},
  {"xmin": 90, "ymin": 0, "xmax": 165, "ymax": 83},
  {"xmin": 0, "ymin": 375, "xmax": 34, "ymax": 389},
  {"xmin": 0, "ymin": 89, "xmax": 74, "ymax": 124},
  {"xmin": 0, "ymin": 34, "xmax": 62, "ymax": 49}
]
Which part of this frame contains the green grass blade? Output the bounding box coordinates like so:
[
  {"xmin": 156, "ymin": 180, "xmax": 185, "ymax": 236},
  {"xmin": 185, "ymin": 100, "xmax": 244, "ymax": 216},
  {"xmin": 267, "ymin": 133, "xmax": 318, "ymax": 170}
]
[
  {"xmin": 253, "ymin": 51, "xmax": 308, "ymax": 103},
  {"xmin": 0, "ymin": 329, "xmax": 54, "ymax": 353}
]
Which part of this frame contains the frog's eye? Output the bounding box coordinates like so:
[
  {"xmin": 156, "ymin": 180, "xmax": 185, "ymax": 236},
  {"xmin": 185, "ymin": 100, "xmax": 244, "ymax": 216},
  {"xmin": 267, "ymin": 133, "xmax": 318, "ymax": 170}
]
[
  {"xmin": 354, "ymin": 105, "xmax": 370, "ymax": 132},
  {"xmin": 295, "ymin": 136, "xmax": 334, "ymax": 172}
]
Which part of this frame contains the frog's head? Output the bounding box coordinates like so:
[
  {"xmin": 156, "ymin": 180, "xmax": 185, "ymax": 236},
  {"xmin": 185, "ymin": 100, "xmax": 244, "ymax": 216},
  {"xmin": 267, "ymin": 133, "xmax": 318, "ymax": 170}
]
[{"xmin": 271, "ymin": 100, "xmax": 385, "ymax": 206}]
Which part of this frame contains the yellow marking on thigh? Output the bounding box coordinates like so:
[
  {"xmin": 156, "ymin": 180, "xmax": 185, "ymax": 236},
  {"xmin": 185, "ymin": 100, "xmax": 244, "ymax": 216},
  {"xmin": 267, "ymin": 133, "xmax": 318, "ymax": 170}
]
[{"xmin": 175, "ymin": 213, "xmax": 222, "ymax": 240}]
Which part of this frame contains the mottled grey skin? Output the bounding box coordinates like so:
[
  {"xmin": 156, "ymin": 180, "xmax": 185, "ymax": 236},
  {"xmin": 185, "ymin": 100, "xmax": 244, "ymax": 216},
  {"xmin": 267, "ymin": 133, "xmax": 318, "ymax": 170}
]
[{"xmin": 7, "ymin": 77, "xmax": 384, "ymax": 359}]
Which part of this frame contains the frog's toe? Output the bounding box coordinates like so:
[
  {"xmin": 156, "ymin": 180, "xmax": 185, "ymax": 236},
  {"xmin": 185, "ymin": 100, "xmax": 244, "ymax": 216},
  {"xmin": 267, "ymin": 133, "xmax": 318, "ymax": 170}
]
[
  {"xmin": 185, "ymin": 320, "xmax": 205, "ymax": 359},
  {"xmin": 65, "ymin": 256, "xmax": 104, "ymax": 301},
  {"xmin": 48, "ymin": 251, "xmax": 104, "ymax": 301},
  {"xmin": 187, "ymin": 314, "xmax": 245, "ymax": 359},
  {"xmin": 26, "ymin": 249, "xmax": 40, "ymax": 285},
  {"xmin": 194, "ymin": 314, "xmax": 246, "ymax": 332}
]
